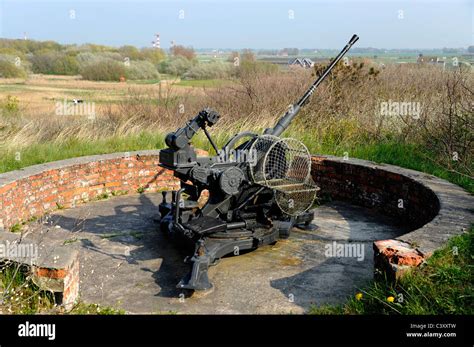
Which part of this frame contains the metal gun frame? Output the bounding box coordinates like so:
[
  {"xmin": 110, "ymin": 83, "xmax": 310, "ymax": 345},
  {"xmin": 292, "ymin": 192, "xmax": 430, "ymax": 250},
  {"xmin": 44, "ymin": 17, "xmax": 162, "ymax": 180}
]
[{"xmin": 158, "ymin": 35, "xmax": 359, "ymax": 290}]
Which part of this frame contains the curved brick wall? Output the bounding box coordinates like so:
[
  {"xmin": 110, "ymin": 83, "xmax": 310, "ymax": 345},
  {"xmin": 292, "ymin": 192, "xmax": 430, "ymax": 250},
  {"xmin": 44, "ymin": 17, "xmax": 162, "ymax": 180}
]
[
  {"xmin": 311, "ymin": 155, "xmax": 472, "ymax": 258},
  {"xmin": 0, "ymin": 150, "xmax": 179, "ymax": 230},
  {"xmin": 0, "ymin": 151, "xmax": 471, "ymax": 258},
  {"xmin": 311, "ymin": 156, "xmax": 440, "ymax": 230}
]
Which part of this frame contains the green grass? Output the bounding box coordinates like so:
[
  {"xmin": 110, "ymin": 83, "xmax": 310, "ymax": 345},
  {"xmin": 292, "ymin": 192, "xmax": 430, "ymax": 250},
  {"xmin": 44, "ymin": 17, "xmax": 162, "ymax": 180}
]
[
  {"xmin": 176, "ymin": 79, "xmax": 229, "ymax": 88},
  {"xmin": 1, "ymin": 129, "xmax": 470, "ymax": 194},
  {"xmin": 128, "ymin": 78, "xmax": 161, "ymax": 85},
  {"xmin": 9, "ymin": 223, "xmax": 22, "ymax": 233},
  {"xmin": 0, "ymin": 261, "xmax": 125, "ymax": 314},
  {"xmin": 0, "ymin": 85, "xmax": 29, "ymax": 92},
  {"xmin": 63, "ymin": 237, "xmax": 79, "ymax": 245},
  {"xmin": 95, "ymin": 192, "xmax": 110, "ymax": 200},
  {"xmin": 111, "ymin": 190, "xmax": 128, "ymax": 197},
  {"xmin": 305, "ymin": 141, "xmax": 472, "ymax": 194},
  {"xmin": 69, "ymin": 302, "xmax": 125, "ymax": 315},
  {"xmin": 309, "ymin": 226, "xmax": 474, "ymax": 315},
  {"xmin": 0, "ymin": 132, "xmax": 165, "ymax": 173},
  {"xmin": 0, "ymin": 262, "xmax": 56, "ymax": 314}
]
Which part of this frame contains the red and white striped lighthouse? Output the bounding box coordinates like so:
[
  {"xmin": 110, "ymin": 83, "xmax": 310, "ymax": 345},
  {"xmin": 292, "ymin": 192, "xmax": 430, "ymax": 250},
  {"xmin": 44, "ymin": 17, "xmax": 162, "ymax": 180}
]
[{"xmin": 152, "ymin": 33, "xmax": 160, "ymax": 48}]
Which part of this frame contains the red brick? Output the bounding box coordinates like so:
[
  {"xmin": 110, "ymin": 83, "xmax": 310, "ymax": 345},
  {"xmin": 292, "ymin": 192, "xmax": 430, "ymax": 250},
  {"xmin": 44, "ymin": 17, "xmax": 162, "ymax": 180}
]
[{"xmin": 35, "ymin": 268, "xmax": 67, "ymax": 279}]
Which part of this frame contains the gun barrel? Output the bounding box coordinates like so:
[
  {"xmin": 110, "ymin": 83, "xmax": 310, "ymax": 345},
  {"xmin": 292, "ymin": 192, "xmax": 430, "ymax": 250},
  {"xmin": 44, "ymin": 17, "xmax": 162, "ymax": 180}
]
[{"xmin": 267, "ymin": 34, "xmax": 359, "ymax": 137}]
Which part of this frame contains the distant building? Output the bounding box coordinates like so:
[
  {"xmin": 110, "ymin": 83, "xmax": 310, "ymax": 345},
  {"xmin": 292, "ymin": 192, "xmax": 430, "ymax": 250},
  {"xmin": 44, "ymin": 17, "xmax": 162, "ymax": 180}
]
[{"xmin": 289, "ymin": 58, "xmax": 314, "ymax": 68}]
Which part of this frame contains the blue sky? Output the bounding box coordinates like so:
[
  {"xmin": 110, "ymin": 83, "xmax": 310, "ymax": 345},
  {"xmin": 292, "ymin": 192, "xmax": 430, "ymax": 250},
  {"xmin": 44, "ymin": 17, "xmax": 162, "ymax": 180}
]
[{"xmin": 0, "ymin": 0, "xmax": 472, "ymax": 49}]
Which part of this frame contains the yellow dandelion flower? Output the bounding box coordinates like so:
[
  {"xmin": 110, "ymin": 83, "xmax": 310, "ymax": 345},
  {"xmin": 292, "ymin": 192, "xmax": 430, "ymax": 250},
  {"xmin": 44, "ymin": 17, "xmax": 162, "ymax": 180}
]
[
  {"xmin": 387, "ymin": 296, "xmax": 395, "ymax": 303},
  {"xmin": 355, "ymin": 293, "xmax": 363, "ymax": 301}
]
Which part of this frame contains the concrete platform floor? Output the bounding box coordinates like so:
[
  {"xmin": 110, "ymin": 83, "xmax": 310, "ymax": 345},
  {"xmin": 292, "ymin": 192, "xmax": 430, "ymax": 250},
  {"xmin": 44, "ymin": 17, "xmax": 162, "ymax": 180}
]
[{"xmin": 25, "ymin": 193, "xmax": 409, "ymax": 314}]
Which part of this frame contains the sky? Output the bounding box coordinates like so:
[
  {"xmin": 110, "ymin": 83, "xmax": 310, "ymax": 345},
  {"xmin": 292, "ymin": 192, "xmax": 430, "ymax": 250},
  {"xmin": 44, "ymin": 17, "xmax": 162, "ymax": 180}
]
[{"xmin": 0, "ymin": 0, "xmax": 472, "ymax": 49}]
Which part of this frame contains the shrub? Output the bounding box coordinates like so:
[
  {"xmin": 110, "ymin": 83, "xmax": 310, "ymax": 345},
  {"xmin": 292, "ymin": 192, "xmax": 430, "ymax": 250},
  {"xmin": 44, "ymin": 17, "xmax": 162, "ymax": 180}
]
[
  {"xmin": 0, "ymin": 48, "xmax": 26, "ymax": 61},
  {"xmin": 237, "ymin": 60, "xmax": 278, "ymax": 77},
  {"xmin": 420, "ymin": 68, "xmax": 473, "ymax": 176},
  {"xmin": 241, "ymin": 49, "xmax": 256, "ymax": 62},
  {"xmin": 139, "ymin": 48, "xmax": 166, "ymax": 65},
  {"xmin": 183, "ymin": 61, "xmax": 235, "ymax": 80},
  {"xmin": 0, "ymin": 53, "xmax": 31, "ymax": 73},
  {"xmin": 1, "ymin": 95, "xmax": 20, "ymax": 114},
  {"xmin": 51, "ymin": 54, "xmax": 79, "ymax": 75},
  {"xmin": 170, "ymin": 45, "xmax": 195, "ymax": 60},
  {"xmin": 76, "ymin": 52, "xmax": 123, "ymax": 69},
  {"xmin": 0, "ymin": 59, "xmax": 27, "ymax": 78},
  {"xmin": 125, "ymin": 60, "xmax": 159, "ymax": 80},
  {"xmin": 0, "ymin": 38, "xmax": 62, "ymax": 55},
  {"xmin": 29, "ymin": 51, "xmax": 79, "ymax": 75},
  {"xmin": 80, "ymin": 59, "xmax": 126, "ymax": 81},
  {"xmin": 118, "ymin": 45, "xmax": 141, "ymax": 60},
  {"xmin": 159, "ymin": 56, "xmax": 195, "ymax": 76}
]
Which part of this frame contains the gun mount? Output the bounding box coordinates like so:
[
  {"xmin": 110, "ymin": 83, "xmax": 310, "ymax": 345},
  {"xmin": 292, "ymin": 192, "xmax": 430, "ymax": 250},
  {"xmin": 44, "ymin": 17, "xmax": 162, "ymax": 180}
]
[{"xmin": 158, "ymin": 35, "xmax": 359, "ymax": 291}]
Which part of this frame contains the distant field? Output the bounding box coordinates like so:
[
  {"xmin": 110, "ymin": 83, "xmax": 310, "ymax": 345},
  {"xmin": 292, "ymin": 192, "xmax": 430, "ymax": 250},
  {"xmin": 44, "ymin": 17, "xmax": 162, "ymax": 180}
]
[
  {"xmin": 256, "ymin": 52, "xmax": 472, "ymax": 67},
  {"xmin": 176, "ymin": 79, "xmax": 232, "ymax": 87},
  {"xmin": 0, "ymin": 74, "xmax": 207, "ymax": 116}
]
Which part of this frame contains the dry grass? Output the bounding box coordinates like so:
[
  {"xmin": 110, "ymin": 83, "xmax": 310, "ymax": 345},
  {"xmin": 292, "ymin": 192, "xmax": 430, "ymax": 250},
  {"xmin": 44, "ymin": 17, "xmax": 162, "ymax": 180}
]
[
  {"xmin": 0, "ymin": 64, "xmax": 472, "ymax": 178},
  {"xmin": 0, "ymin": 74, "xmax": 207, "ymax": 149}
]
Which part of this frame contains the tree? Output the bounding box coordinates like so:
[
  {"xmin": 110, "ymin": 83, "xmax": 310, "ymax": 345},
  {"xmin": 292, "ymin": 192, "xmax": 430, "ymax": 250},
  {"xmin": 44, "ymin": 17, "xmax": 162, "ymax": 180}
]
[
  {"xmin": 159, "ymin": 56, "xmax": 194, "ymax": 76},
  {"xmin": 227, "ymin": 51, "xmax": 239, "ymax": 64},
  {"xmin": 241, "ymin": 49, "xmax": 255, "ymax": 62},
  {"xmin": 29, "ymin": 51, "xmax": 79, "ymax": 75},
  {"xmin": 80, "ymin": 59, "xmax": 126, "ymax": 81},
  {"xmin": 118, "ymin": 45, "xmax": 141, "ymax": 60},
  {"xmin": 170, "ymin": 45, "xmax": 195, "ymax": 60},
  {"xmin": 140, "ymin": 47, "xmax": 166, "ymax": 65},
  {"xmin": 0, "ymin": 60, "xmax": 27, "ymax": 78}
]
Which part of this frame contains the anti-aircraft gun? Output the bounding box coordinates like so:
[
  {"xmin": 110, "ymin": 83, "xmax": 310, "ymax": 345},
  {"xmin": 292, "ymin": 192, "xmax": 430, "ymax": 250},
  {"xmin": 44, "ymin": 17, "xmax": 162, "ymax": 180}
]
[{"xmin": 158, "ymin": 34, "xmax": 359, "ymax": 291}]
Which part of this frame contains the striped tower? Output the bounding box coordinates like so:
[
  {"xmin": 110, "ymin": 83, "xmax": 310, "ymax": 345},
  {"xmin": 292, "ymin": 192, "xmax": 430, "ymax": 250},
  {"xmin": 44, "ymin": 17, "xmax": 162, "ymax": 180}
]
[{"xmin": 152, "ymin": 33, "xmax": 160, "ymax": 48}]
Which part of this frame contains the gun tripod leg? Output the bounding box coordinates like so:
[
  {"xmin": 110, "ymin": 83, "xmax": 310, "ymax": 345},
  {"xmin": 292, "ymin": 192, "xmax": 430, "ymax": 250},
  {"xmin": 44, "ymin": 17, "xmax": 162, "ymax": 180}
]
[
  {"xmin": 177, "ymin": 256, "xmax": 212, "ymax": 291},
  {"xmin": 177, "ymin": 236, "xmax": 256, "ymax": 291},
  {"xmin": 177, "ymin": 240, "xmax": 212, "ymax": 291}
]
